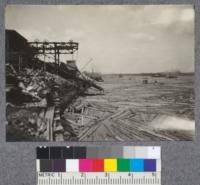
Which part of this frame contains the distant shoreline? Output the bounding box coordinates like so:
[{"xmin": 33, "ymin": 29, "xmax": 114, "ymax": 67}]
[{"xmin": 101, "ymin": 72, "xmax": 194, "ymax": 76}]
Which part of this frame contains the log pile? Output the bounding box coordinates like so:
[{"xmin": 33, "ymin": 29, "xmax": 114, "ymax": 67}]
[{"xmin": 65, "ymin": 94, "xmax": 194, "ymax": 141}]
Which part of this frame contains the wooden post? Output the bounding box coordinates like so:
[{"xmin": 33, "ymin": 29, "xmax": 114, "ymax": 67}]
[
  {"xmin": 81, "ymin": 107, "xmax": 84, "ymax": 125},
  {"xmin": 18, "ymin": 55, "xmax": 21, "ymax": 72},
  {"xmin": 44, "ymin": 106, "xmax": 55, "ymax": 141}
]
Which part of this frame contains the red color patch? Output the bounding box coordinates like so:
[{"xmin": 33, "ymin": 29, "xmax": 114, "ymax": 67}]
[{"xmin": 92, "ymin": 159, "xmax": 104, "ymax": 172}]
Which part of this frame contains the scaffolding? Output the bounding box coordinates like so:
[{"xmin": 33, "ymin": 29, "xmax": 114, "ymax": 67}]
[{"xmin": 28, "ymin": 40, "xmax": 79, "ymax": 66}]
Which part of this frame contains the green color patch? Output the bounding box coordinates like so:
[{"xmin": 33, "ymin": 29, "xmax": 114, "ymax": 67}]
[{"xmin": 117, "ymin": 159, "xmax": 130, "ymax": 172}]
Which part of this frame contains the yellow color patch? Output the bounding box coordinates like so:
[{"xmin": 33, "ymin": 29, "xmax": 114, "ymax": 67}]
[{"xmin": 104, "ymin": 159, "xmax": 117, "ymax": 172}]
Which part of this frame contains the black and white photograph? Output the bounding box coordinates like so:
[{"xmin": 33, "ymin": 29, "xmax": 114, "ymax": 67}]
[{"xmin": 5, "ymin": 5, "xmax": 194, "ymax": 141}]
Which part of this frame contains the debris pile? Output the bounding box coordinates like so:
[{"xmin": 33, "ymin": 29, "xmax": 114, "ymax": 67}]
[{"xmin": 6, "ymin": 62, "xmax": 103, "ymax": 141}]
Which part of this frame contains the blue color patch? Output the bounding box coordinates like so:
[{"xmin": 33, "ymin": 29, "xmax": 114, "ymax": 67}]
[
  {"xmin": 130, "ymin": 159, "xmax": 144, "ymax": 172},
  {"xmin": 144, "ymin": 159, "xmax": 156, "ymax": 172}
]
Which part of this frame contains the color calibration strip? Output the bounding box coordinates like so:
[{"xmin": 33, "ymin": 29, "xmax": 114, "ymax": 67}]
[
  {"xmin": 36, "ymin": 146, "xmax": 161, "ymax": 173},
  {"xmin": 37, "ymin": 146, "xmax": 161, "ymax": 185},
  {"xmin": 37, "ymin": 158, "xmax": 160, "ymax": 172}
]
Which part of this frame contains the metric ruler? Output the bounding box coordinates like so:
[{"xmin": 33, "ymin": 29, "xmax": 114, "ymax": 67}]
[
  {"xmin": 36, "ymin": 146, "xmax": 161, "ymax": 185},
  {"xmin": 37, "ymin": 172, "xmax": 161, "ymax": 185}
]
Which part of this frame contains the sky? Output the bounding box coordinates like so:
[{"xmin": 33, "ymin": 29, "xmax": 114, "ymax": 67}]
[{"xmin": 6, "ymin": 5, "xmax": 194, "ymax": 74}]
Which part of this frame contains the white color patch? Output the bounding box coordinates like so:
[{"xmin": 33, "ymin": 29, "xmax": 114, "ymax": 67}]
[
  {"xmin": 156, "ymin": 159, "xmax": 162, "ymax": 172},
  {"xmin": 147, "ymin": 146, "xmax": 161, "ymax": 159},
  {"xmin": 36, "ymin": 160, "xmax": 40, "ymax": 172},
  {"xmin": 66, "ymin": 159, "xmax": 79, "ymax": 172}
]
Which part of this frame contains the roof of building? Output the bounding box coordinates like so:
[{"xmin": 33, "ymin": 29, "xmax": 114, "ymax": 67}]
[{"xmin": 6, "ymin": 29, "xmax": 28, "ymax": 42}]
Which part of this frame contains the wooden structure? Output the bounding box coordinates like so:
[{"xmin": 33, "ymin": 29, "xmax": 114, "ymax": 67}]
[
  {"xmin": 6, "ymin": 30, "xmax": 30, "ymax": 71},
  {"xmin": 28, "ymin": 40, "xmax": 79, "ymax": 66}
]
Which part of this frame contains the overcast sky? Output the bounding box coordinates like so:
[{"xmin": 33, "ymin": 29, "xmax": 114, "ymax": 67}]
[{"xmin": 6, "ymin": 5, "xmax": 194, "ymax": 74}]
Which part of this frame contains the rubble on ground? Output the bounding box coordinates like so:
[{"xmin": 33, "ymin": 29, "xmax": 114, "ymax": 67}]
[{"xmin": 6, "ymin": 63, "xmax": 102, "ymax": 141}]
